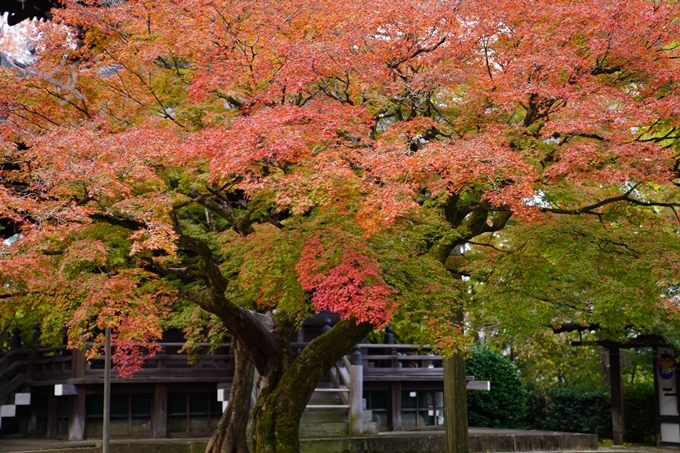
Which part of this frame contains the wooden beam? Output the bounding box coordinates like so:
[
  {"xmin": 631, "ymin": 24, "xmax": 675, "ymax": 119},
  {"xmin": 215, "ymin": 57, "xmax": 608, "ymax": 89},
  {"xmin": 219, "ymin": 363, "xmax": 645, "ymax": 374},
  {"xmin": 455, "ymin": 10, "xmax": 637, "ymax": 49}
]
[
  {"xmin": 609, "ymin": 347, "xmax": 625, "ymax": 445},
  {"xmin": 571, "ymin": 335, "xmax": 667, "ymax": 349}
]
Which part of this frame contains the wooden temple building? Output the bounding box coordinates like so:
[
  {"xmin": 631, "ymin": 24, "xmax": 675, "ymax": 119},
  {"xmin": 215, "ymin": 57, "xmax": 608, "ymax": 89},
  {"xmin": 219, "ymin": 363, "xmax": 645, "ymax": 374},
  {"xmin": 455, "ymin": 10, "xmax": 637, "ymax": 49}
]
[
  {"xmin": 2, "ymin": 315, "xmax": 679, "ymax": 447},
  {"xmin": 0, "ymin": 314, "xmax": 489, "ymax": 441}
]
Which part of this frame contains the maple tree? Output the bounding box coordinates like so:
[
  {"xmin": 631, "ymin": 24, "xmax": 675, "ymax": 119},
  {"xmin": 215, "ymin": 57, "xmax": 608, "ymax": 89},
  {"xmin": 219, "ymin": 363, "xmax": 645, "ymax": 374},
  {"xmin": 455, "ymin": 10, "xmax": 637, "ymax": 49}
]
[{"xmin": 2, "ymin": 0, "xmax": 680, "ymax": 452}]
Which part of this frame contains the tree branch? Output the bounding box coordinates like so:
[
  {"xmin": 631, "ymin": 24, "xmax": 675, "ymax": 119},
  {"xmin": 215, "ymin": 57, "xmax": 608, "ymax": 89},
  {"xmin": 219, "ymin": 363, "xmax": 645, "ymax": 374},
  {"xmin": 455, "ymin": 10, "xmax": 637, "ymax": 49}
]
[
  {"xmin": 90, "ymin": 213, "xmax": 145, "ymax": 230},
  {"xmin": 468, "ymin": 241, "xmax": 505, "ymax": 252},
  {"xmin": 543, "ymin": 192, "xmax": 680, "ymax": 216},
  {"xmin": 168, "ymin": 210, "xmax": 281, "ymax": 374},
  {"xmin": 186, "ymin": 190, "xmax": 255, "ymax": 236}
]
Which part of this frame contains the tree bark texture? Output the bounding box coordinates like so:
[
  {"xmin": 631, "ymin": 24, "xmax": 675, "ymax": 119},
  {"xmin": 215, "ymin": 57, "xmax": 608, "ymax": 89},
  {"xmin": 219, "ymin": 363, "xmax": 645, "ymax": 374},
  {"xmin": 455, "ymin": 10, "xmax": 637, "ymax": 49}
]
[
  {"xmin": 443, "ymin": 306, "xmax": 468, "ymax": 453},
  {"xmin": 207, "ymin": 338, "xmax": 255, "ymax": 453},
  {"xmin": 444, "ymin": 354, "xmax": 469, "ymax": 453}
]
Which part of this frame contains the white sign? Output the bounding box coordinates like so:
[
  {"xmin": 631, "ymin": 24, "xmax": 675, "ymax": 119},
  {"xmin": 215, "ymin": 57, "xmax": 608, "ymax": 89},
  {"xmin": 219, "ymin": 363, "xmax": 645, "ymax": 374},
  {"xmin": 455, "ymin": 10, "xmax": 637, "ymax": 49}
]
[{"xmin": 54, "ymin": 384, "xmax": 78, "ymax": 396}]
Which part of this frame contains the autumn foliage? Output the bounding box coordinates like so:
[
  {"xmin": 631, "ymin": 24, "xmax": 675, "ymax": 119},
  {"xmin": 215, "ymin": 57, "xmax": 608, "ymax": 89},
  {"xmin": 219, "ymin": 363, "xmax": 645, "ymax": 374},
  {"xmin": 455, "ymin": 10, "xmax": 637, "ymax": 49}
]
[{"xmin": 1, "ymin": 0, "xmax": 680, "ymax": 389}]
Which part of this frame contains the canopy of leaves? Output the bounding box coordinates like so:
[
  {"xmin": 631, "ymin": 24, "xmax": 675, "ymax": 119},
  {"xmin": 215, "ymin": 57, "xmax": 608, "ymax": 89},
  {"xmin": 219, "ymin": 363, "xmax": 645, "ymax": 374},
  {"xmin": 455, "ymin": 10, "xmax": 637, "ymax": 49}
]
[
  {"xmin": 1, "ymin": 0, "xmax": 680, "ymax": 370},
  {"xmin": 465, "ymin": 211, "xmax": 680, "ymax": 346}
]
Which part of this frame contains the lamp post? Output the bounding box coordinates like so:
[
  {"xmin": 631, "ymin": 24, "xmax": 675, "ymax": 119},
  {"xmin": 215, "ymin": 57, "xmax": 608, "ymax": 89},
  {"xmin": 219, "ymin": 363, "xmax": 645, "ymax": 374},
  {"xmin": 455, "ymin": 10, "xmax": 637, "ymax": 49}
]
[{"xmin": 103, "ymin": 327, "xmax": 111, "ymax": 453}]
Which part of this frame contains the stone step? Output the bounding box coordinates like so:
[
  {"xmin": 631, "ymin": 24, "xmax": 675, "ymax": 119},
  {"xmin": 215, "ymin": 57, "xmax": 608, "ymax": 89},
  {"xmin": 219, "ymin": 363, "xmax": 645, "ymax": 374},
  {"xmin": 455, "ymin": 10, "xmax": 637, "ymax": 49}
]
[
  {"xmin": 299, "ymin": 422, "xmax": 348, "ymax": 437},
  {"xmin": 308, "ymin": 395, "xmax": 342, "ymax": 405},
  {"xmin": 308, "ymin": 389, "xmax": 344, "ymax": 406},
  {"xmin": 301, "ymin": 409, "xmax": 347, "ymax": 424}
]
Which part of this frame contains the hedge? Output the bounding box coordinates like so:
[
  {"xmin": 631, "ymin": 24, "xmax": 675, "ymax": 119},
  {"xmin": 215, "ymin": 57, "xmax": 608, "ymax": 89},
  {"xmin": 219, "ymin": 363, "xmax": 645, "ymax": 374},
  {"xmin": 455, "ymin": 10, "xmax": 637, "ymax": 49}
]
[
  {"xmin": 464, "ymin": 347, "xmax": 655, "ymax": 444},
  {"xmin": 524, "ymin": 383, "xmax": 655, "ymax": 444}
]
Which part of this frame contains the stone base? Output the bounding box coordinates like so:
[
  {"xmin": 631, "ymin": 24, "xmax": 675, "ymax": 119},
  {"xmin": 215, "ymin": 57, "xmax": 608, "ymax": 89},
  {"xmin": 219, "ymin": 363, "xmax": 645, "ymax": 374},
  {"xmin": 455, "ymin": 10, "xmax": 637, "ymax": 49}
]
[
  {"xmin": 299, "ymin": 429, "xmax": 598, "ymax": 453},
  {"xmin": 0, "ymin": 428, "xmax": 598, "ymax": 453}
]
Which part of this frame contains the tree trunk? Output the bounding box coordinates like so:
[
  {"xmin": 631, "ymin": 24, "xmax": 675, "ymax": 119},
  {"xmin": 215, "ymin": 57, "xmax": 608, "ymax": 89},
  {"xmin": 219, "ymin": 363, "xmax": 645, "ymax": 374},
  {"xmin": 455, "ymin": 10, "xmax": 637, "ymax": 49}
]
[
  {"xmin": 250, "ymin": 319, "xmax": 372, "ymax": 453},
  {"xmin": 444, "ymin": 354, "xmax": 468, "ymax": 453},
  {"xmin": 444, "ymin": 306, "xmax": 468, "ymax": 453},
  {"xmin": 206, "ymin": 338, "xmax": 255, "ymax": 453}
]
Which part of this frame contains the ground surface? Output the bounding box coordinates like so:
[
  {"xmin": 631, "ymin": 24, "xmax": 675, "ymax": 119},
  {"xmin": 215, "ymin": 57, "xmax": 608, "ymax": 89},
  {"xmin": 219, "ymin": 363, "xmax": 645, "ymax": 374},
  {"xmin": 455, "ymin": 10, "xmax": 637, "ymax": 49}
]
[{"xmin": 0, "ymin": 428, "xmax": 605, "ymax": 453}]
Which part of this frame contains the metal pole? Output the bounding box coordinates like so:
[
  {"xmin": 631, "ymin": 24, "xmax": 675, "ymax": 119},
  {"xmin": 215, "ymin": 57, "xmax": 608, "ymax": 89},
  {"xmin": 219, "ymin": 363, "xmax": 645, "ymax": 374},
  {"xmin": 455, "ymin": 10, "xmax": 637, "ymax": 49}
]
[{"xmin": 103, "ymin": 327, "xmax": 111, "ymax": 453}]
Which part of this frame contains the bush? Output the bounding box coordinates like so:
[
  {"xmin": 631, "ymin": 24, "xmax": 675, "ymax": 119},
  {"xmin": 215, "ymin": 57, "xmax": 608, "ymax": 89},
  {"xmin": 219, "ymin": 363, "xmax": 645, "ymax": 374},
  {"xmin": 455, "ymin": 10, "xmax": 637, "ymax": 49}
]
[
  {"xmin": 525, "ymin": 386, "xmax": 612, "ymax": 438},
  {"xmin": 524, "ymin": 382, "xmax": 655, "ymax": 444},
  {"xmin": 466, "ymin": 347, "xmax": 527, "ymax": 428},
  {"xmin": 622, "ymin": 383, "xmax": 655, "ymax": 444}
]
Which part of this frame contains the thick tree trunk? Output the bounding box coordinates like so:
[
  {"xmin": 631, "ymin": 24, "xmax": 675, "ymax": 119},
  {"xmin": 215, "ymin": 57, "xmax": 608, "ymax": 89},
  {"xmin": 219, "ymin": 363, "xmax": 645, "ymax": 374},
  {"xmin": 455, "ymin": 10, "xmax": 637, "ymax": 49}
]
[
  {"xmin": 444, "ymin": 354, "xmax": 468, "ymax": 453},
  {"xmin": 207, "ymin": 338, "xmax": 255, "ymax": 453},
  {"xmin": 444, "ymin": 307, "xmax": 468, "ymax": 453},
  {"xmin": 250, "ymin": 319, "xmax": 372, "ymax": 453}
]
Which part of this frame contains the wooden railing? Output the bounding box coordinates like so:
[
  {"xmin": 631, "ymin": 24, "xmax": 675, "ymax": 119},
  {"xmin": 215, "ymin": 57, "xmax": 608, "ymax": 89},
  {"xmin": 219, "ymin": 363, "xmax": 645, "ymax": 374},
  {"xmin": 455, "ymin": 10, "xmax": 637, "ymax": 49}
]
[
  {"xmin": 2, "ymin": 341, "xmax": 475, "ymax": 397},
  {"xmin": 355, "ymin": 344, "xmax": 444, "ymax": 368},
  {"xmin": 81, "ymin": 342, "xmax": 234, "ymax": 383},
  {"xmin": 0, "ymin": 342, "xmax": 235, "ymax": 388}
]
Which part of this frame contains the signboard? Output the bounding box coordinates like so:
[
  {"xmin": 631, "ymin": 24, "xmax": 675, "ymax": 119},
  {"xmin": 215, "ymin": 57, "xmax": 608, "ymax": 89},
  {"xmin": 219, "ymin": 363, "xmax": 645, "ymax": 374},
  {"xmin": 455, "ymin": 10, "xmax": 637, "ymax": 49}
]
[
  {"xmin": 657, "ymin": 347, "xmax": 680, "ymax": 445},
  {"xmin": 54, "ymin": 383, "xmax": 78, "ymax": 396}
]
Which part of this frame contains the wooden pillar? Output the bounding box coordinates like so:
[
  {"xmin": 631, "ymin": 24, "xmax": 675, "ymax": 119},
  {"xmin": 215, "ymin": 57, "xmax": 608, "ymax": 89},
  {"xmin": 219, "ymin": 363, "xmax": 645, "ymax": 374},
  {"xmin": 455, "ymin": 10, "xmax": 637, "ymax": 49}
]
[
  {"xmin": 444, "ymin": 354, "xmax": 469, "ymax": 453},
  {"xmin": 46, "ymin": 393, "xmax": 58, "ymax": 439},
  {"xmin": 68, "ymin": 348, "xmax": 87, "ymax": 440},
  {"xmin": 390, "ymin": 381, "xmax": 402, "ymax": 431},
  {"xmin": 349, "ymin": 364, "xmax": 364, "ymax": 435},
  {"xmin": 71, "ymin": 348, "xmax": 85, "ymax": 379},
  {"xmin": 27, "ymin": 399, "xmax": 38, "ymax": 437},
  {"xmin": 653, "ymin": 347, "xmax": 662, "ymax": 447},
  {"xmin": 609, "ymin": 347, "xmax": 625, "ymax": 445},
  {"xmin": 152, "ymin": 383, "xmax": 168, "ymax": 438},
  {"xmin": 68, "ymin": 386, "xmax": 86, "ymax": 441}
]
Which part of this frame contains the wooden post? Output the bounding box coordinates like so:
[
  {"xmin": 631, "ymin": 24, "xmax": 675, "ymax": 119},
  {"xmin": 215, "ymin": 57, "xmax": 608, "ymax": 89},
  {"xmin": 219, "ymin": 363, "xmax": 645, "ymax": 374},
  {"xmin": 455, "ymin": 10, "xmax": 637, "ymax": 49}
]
[
  {"xmin": 72, "ymin": 348, "xmax": 85, "ymax": 379},
  {"xmin": 152, "ymin": 383, "xmax": 168, "ymax": 438},
  {"xmin": 27, "ymin": 400, "xmax": 38, "ymax": 437},
  {"xmin": 103, "ymin": 327, "xmax": 111, "ymax": 453},
  {"xmin": 444, "ymin": 354, "xmax": 469, "ymax": 453},
  {"xmin": 390, "ymin": 381, "xmax": 402, "ymax": 431},
  {"xmin": 68, "ymin": 386, "xmax": 86, "ymax": 441},
  {"xmin": 653, "ymin": 347, "xmax": 662, "ymax": 447},
  {"xmin": 68, "ymin": 343, "xmax": 87, "ymax": 441},
  {"xmin": 349, "ymin": 346, "xmax": 363, "ymax": 435},
  {"xmin": 46, "ymin": 393, "xmax": 58, "ymax": 439},
  {"xmin": 609, "ymin": 347, "xmax": 625, "ymax": 445}
]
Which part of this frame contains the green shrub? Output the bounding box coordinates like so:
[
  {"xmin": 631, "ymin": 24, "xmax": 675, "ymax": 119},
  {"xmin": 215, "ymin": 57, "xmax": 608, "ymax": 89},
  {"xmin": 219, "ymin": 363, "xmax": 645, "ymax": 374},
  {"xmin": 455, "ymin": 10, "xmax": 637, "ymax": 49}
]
[
  {"xmin": 524, "ymin": 383, "xmax": 655, "ymax": 444},
  {"xmin": 525, "ymin": 386, "xmax": 612, "ymax": 438},
  {"xmin": 622, "ymin": 383, "xmax": 655, "ymax": 444},
  {"xmin": 466, "ymin": 347, "xmax": 527, "ymax": 428}
]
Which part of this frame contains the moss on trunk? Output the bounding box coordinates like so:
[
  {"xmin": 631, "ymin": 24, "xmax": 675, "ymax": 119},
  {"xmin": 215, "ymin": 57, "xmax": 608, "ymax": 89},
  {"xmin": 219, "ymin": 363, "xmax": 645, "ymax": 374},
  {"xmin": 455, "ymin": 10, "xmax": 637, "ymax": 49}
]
[{"xmin": 250, "ymin": 319, "xmax": 372, "ymax": 453}]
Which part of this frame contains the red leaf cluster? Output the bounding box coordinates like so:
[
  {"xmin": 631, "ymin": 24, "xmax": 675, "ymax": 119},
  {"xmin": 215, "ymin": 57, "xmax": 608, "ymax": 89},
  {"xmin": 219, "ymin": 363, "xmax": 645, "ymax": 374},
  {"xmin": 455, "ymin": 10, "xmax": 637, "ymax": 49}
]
[{"xmin": 297, "ymin": 237, "xmax": 395, "ymax": 327}]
